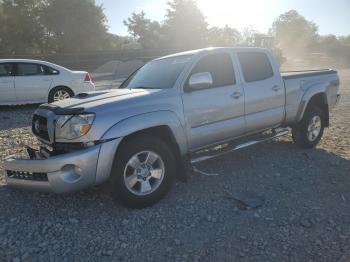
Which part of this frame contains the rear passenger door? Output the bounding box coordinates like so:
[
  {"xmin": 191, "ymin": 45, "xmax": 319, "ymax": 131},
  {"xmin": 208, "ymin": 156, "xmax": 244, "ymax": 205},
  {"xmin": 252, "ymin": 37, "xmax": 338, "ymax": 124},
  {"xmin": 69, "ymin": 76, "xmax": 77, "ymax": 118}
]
[
  {"xmin": 14, "ymin": 63, "xmax": 53, "ymax": 103},
  {"xmin": 0, "ymin": 63, "xmax": 16, "ymax": 104},
  {"xmin": 182, "ymin": 52, "xmax": 245, "ymax": 150},
  {"xmin": 237, "ymin": 51, "xmax": 285, "ymax": 132}
]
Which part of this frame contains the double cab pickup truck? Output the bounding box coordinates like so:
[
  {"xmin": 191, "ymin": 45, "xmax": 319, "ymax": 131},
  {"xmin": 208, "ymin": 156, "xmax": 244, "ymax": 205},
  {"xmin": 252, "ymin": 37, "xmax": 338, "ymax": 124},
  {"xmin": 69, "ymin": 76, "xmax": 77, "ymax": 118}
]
[{"xmin": 4, "ymin": 47, "xmax": 340, "ymax": 208}]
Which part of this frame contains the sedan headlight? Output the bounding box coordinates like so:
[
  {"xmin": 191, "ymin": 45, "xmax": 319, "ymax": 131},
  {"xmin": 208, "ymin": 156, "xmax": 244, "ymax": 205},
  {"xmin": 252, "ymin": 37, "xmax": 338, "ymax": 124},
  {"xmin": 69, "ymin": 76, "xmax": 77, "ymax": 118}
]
[{"xmin": 55, "ymin": 114, "xmax": 95, "ymax": 140}]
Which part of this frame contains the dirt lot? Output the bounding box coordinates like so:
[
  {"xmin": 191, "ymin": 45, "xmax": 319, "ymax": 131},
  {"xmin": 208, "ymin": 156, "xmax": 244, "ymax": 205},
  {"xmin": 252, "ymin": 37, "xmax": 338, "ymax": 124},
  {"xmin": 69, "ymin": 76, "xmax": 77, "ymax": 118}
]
[{"xmin": 0, "ymin": 70, "xmax": 349, "ymax": 262}]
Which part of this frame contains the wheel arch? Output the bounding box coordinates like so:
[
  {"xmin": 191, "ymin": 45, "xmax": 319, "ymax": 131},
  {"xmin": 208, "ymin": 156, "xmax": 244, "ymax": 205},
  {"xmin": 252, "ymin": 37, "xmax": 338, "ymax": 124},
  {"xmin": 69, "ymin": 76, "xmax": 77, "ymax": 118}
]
[
  {"xmin": 48, "ymin": 85, "xmax": 74, "ymax": 102},
  {"xmin": 296, "ymin": 92, "xmax": 329, "ymax": 127},
  {"xmin": 101, "ymin": 111, "xmax": 189, "ymax": 181}
]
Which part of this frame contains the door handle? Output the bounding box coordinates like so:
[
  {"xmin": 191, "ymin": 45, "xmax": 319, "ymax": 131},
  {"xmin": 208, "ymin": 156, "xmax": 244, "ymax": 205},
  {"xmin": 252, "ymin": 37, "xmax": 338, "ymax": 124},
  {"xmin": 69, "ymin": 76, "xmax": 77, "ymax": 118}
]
[
  {"xmin": 42, "ymin": 78, "xmax": 51, "ymax": 82},
  {"xmin": 272, "ymin": 85, "xmax": 280, "ymax": 92},
  {"xmin": 231, "ymin": 91, "xmax": 242, "ymax": 99}
]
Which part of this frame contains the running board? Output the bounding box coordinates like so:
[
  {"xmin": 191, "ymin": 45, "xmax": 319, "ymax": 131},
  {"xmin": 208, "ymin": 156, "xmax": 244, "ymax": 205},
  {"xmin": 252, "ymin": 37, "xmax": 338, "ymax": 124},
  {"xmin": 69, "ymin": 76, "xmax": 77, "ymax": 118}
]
[{"xmin": 190, "ymin": 129, "xmax": 289, "ymax": 164}]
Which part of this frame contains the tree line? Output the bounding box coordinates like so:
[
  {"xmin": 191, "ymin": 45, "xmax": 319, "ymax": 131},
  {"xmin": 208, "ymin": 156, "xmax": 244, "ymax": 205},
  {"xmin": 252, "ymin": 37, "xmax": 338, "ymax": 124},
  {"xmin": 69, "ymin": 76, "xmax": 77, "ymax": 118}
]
[
  {"xmin": 0, "ymin": 0, "xmax": 129, "ymax": 54},
  {"xmin": 124, "ymin": 2, "xmax": 350, "ymax": 65},
  {"xmin": 271, "ymin": 10, "xmax": 350, "ymax": 66},
  {"xmin": 0, "ymin": 0, "xmax": 349, "ymax": 66}
]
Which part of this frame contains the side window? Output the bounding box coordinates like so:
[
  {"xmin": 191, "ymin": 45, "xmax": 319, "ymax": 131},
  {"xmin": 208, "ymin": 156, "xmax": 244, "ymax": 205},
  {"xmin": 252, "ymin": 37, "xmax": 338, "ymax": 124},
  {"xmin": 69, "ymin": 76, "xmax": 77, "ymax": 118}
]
[
  {"xmin": 0, "ymin": 63, "xmax": 14, "ymax": 77},
  {"xmin": 45, "ymin": 66, "xmax": 59, "ymax": 75},
  {"xmin": 189, "ymin": 53, "xmax": 235, "ymax": 88},
  {"xmin": 238, "ymin": 52, "xmax": 274, "ymax": 82},
  {"xmin": 17, "ymin": 63, "xmax": 45, "ymax": 76}
]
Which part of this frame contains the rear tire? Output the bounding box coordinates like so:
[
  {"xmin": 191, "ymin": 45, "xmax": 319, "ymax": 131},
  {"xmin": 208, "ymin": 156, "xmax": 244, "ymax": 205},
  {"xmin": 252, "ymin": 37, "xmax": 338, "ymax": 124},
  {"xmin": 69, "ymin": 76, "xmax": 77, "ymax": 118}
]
[
  {"xmin": 108, "ymin": 135, "xmax": 176, "ymax": 208},
  {"xmin": 292, "ymin": 106, "xmax": 325, "ymax": 148},
  {"xmin": 48, "ymin": 87, "xmax": 74, "ymax": 103}
]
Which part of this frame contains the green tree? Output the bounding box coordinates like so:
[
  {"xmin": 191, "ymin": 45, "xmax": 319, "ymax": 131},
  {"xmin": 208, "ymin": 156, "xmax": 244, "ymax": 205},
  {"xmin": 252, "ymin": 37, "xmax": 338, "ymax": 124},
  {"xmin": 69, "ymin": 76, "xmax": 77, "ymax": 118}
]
[
  {"xmin": 40, "ymin": 0, "xmax": 109, "ymax": 53},
  {"xmin": 207, "ymin": 25, "xmax": 241, "ymax": 47},
  {"xmin": 105, "ymin": 34, "xmax": 138, "ymax": 50},
  {"xmin": 270, "ymin": 10, "xmax": 318, "ymax": 56},
  {"xmin": 241, "ymin": 26, "xmax": 259, "ymax": 45},
  {"xmin": 316, "ymin": 34, "xmax": 350, "ymax": 66},
  {"xmin": 123, "ymin": 1, "xmax": 246, "ymax": 50},
  {"xmin": 0, "ymin": 2, "xmax": 3, "ymax": 51},
  {"xmin": 338, "ymin": 35, "xmax": 350, "ymax": 46},
  {"xmin": 0, "ymin": 0, "xmax": 45, "ymax": 54},
  {"xmin": 318, "ymin": 34, "xmax": 339, "ymax": 48},
  {"xmin": 123, "ymin": 11, "xmax": 162, "ymax": 49},
  {"xmin": 162, "ymin": 0, "xmax": 208, "ymax": 49}
]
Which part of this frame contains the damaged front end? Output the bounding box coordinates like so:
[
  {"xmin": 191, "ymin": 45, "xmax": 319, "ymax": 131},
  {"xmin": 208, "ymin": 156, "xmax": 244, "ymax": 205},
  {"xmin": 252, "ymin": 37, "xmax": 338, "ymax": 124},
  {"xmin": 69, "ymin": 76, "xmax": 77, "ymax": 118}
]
[
  {"xmin": 4, "ymin": 103, "xmax": 119, "ymax": 193},
  {"xmin": 4, "ymin": 143, "xmax": 102, "ymax": 193}
]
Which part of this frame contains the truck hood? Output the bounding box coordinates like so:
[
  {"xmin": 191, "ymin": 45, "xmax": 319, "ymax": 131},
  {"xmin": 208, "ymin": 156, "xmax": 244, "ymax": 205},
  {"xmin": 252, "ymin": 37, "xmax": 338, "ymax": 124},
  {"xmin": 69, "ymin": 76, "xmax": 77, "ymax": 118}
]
[
  {"xmin": 42, "ymin": 87, "xmax": 181, "ymax": 143},
  {"xmin": 52, "ymin": 88, "xmax": 159, "ymax": 110}
]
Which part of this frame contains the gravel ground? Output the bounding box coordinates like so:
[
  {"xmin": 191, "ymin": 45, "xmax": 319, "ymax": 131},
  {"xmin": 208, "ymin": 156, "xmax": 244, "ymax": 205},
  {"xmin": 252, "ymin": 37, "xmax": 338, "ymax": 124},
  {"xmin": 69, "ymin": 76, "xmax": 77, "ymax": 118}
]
[{"xmin": 0, "ymin": 69, "xmax": 349, "ymax": 262}]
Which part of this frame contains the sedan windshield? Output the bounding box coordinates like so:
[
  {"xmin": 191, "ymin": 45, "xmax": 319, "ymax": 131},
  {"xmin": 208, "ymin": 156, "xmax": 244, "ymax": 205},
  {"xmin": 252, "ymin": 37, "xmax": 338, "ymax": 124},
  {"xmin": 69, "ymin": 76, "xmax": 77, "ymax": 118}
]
[{"xmin": 121, "ymin": 55, "xmax": 191, "ymax": 89}]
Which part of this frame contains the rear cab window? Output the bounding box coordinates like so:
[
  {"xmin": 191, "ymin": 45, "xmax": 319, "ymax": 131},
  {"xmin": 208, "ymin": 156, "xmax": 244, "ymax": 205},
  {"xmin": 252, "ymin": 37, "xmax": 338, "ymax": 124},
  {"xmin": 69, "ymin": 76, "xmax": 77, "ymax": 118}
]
[
  {"xmin": 237, "ymin": 52, "xmax": 274, "ymax": 82},
  {"xmin": 189, "ymin": 52, "xmax": 235, "ymax": 88}
]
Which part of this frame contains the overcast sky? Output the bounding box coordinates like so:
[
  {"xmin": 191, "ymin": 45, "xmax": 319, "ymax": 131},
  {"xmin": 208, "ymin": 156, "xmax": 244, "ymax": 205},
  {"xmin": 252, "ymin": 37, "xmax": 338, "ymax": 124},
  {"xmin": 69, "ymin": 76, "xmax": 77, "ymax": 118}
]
[{"xmin": 96, "ymin": 0, "xmax": 350, "ymax": 37}]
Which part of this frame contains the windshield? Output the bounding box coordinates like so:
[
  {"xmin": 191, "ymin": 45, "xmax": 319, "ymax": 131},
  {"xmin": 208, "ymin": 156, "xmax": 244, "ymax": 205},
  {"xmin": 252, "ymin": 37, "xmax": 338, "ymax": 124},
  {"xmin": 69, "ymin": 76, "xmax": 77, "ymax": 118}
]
[{"xmin": 121, "ymin": 55, "xmax": 191, "ymax": 89}]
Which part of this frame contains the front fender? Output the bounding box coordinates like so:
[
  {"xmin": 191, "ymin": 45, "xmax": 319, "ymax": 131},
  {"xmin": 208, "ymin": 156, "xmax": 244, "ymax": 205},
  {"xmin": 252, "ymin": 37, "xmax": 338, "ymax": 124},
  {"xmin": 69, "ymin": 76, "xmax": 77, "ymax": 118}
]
[{"xmin": 101, "ymin": 110, "xmax": 188, "ymax": 156}]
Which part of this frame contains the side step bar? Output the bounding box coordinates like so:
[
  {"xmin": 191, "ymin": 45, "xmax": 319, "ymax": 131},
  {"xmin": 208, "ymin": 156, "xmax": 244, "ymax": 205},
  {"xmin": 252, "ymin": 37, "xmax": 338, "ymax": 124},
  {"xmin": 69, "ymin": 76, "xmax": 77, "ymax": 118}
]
[{"xmin": 190, "ymin": 129, "xmax": 289, "ymax": 164}]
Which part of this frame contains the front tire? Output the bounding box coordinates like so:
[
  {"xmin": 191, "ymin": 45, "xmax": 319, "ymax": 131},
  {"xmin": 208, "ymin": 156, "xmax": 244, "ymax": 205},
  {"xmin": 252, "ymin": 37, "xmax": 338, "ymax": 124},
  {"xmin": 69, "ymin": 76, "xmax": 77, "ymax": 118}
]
[
  {"xmin": 108, "ymin": 135, "xmax": 176, "ymax": 208},
  {"xmin": 292, "ymin": 106, "xmax": 325, "ymax": 148}
]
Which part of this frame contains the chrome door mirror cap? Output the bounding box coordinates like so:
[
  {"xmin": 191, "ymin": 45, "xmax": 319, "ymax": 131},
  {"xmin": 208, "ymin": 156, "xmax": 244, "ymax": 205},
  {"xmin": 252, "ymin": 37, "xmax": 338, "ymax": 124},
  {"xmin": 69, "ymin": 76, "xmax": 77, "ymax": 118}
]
[{"xmin": 188, "ymin": 72, "xmax": 213, "ymax": 91}]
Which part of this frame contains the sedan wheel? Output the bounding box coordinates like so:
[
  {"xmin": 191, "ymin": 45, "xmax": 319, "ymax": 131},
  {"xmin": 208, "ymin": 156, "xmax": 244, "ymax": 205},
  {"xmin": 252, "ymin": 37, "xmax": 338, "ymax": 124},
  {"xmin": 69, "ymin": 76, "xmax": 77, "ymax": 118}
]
[{"xmin": 53, "ymin": 90, "xmax": 71, "ymax": 101}]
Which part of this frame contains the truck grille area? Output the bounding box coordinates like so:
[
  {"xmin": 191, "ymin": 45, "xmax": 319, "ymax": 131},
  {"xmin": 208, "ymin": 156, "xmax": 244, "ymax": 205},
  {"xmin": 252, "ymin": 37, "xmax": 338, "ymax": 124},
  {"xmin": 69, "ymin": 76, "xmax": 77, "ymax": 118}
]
[
  {"xmin": 32, "ymin": 114, "xmax": 49, "ymax": 141},
  {"xmin": 6, "ymin": 170, "xmax": 48, "ymax": 182}
]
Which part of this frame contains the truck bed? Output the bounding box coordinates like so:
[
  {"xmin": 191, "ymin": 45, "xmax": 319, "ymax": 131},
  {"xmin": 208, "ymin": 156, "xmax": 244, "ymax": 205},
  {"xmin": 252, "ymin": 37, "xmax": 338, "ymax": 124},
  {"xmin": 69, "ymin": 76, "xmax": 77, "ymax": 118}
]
[{"xmin": 281, "ymin": 69, "xmax": 337, "ymax": 80}]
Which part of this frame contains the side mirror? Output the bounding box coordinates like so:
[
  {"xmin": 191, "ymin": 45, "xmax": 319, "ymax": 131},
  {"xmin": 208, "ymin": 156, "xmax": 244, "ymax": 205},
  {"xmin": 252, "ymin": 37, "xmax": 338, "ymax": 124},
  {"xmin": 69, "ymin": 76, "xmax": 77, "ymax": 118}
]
[{"xmin": 188, "ymin": 72, "xmax": 213, "ymax": 91}]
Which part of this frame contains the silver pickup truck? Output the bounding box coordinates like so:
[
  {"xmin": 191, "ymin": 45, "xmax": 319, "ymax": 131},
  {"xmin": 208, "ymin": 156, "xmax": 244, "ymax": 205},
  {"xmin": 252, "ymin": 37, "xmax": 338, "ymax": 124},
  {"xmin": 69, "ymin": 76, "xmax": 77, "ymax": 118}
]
[{"xmin": 4, "ymin": 47, "xmax": 340, "ymax": 208}]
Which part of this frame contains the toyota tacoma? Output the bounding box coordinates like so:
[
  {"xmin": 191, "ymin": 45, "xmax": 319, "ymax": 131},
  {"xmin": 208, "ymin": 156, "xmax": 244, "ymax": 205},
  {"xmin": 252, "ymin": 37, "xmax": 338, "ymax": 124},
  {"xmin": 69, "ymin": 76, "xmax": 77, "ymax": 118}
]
[{"xmin": 4, "ymin": 47, "xmax": 341, "ymax": 208}]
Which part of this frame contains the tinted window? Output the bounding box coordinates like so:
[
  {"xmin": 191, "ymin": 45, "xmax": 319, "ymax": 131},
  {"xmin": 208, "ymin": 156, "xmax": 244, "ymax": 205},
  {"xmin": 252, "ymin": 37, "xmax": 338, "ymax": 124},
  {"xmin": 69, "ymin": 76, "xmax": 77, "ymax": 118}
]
[
  {"xmin": 17, "ymin": 63, "xmax": 45, "ymax": 76},
  {"xmin": 238, "ymin": 52, "xmax": 273, "ymax": 82},
  {"xmin": 0, "ymin": 63, "xmax": 14, "ymax": 77},
  {"xmin": 190, "ymin": 53, "xmax": 235, "ymax": 88},
  {"xmin": 45, "ymin": 66, "xmax": 59, "ymax": 75}
]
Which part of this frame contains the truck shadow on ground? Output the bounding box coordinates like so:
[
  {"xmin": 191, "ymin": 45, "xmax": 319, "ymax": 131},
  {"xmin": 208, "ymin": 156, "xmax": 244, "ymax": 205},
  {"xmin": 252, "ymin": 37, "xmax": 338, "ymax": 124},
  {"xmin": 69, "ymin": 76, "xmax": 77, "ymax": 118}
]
[{"xmin": 1, "ymin": 139, "xmax": 349, "ymax": 217}]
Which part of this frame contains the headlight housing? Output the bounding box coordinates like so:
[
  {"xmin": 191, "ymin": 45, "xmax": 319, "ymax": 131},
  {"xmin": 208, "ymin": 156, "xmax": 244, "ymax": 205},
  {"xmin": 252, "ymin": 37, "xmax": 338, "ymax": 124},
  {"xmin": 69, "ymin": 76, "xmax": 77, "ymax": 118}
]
[{"xmin": 55, "ymin": 114, "xmax": 95, "ymax": 140}]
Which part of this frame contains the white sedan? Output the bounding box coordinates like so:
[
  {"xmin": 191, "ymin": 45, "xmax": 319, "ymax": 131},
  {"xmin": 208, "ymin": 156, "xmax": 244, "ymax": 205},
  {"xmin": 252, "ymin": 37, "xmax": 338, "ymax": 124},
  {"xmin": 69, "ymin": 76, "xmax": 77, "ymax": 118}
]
[{"xmin": 0, "ymin": 59, "xmax": 95, "ymax": 105}]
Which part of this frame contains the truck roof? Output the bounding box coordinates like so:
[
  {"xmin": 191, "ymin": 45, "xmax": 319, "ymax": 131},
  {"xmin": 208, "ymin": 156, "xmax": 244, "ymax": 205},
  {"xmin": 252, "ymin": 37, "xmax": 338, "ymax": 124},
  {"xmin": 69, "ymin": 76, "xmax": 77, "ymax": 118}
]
[{"xmin": 154, "ymin": 47, "xmax": 269, "ymax": 61}]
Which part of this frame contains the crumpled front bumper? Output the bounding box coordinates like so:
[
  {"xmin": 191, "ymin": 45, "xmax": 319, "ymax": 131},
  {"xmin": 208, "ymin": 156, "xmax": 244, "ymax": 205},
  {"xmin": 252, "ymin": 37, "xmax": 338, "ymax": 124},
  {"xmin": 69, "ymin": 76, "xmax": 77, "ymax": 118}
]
[{"xmin": 4, "ymin": 145, "xmax": 101, "ymax": 194}]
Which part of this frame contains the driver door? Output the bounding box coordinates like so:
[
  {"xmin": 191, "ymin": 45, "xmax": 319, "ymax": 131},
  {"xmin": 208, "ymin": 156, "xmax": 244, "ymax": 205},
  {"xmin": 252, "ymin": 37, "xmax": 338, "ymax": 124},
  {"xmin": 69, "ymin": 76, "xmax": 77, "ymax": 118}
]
[{"xmin": 181, "ymin": 52, "xmax": 245, "ymax": 150}]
